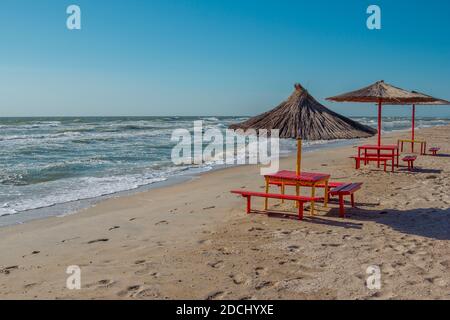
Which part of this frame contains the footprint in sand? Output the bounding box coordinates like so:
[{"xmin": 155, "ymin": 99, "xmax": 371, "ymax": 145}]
[
  {"xmin": 207, "ymin": 260, "xmax": 225, "ymax": 269},
  {"xmin": 287, "ymin": 245, "xmax": 300, "ymax": 253},
  {"xmin": 0, "ymin": 266, "xmax": 19, "ymax": 275},
  {"xmin": 155, "ymin": 220, "xmax": 169, "ymax": 226},
  {"xmin": 109, "ymin": 226, "xmax": 120, "ymax": 231},
  {"xmin": 254, "ymin": 281, "xmax": 274, "ymax": 290},
  {"xmin": 205, "ymin": 291, "xmax": 226, "ymax": 300},
  {"xmin": 87, "ymin": 239, "xmax": 109, "ymax": 244},
  {"xmin": 135, "ymin": 264, "xmax": 160, "ymax": 277},
  {"xmin": 117, "ymin": 285, "xmax": 141, "ymax": 297},
  {"xmin": 134, "ymin": 287, "xmax": 161, "ymax": 298},
  {"xmin": 23, "ymin": 283, "xmax": 38, "ymax": 290},
  {"xmin": 229, "ymin": 273, "xmax": 250, "ymax": 285},
  {"xmin": 439, "ymin": 260, "xmax": 450, "ymax": 268},
  {"xmin": 197, "ymin": 239, "xmax": 212, "ymax": 245},
  {"xmin": 87, "ymin": 279, "xmax": 116, "ymax": 289},
  {"xmin": 255, "ymin": 267, "xmax": 269, "ymax": 276}
]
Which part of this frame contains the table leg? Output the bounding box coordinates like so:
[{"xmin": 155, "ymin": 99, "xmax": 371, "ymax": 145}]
[
  {"xmin": 397, "ymin": 149, "xmax": 399, "ymax": 168},
  {"xmin": 295, "ymin": 184, "xmax": 300, "ymax": 208},
  {"xmin": 264, "ymin": 177, "xmax": 269, "ymax": 210},
  {"xmin": 281, "ymin": 182, "xmax": 285, "ymax": 204},
  {"xmin": 377, "ymin": 149, "xmax": 380, "ymax": 168},
  {"xmin": 310, "ymin": 185, "xmax": 316, "ymax": 215},
  {"xmin": 324, "ymin": 180, "xmax": 329, "ymax": 208},
  {"xmin": 391, "ymin": 157, "xmax": 394, "ymax": 172}
]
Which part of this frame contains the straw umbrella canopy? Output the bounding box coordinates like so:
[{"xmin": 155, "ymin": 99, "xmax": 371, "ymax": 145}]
[
  {"xmin": 392, "ymin": 90, "xmax": 450, "ymax": 148},
  {"xmin": 326, "ymin": 80, "xmax": 437, "ymax": 146},
  {"xmin": 229, "ymin": 83, "xmax": 377, "ymax": 174}
]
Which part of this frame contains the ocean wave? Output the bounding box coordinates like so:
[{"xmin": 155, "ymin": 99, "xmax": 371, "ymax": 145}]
[{"xmin": 0, "ymin": 174, "xmax": 168, "ymax": 216}]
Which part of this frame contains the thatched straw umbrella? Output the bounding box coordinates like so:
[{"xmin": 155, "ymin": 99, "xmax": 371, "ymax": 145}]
[
  {"xmin": 399, "ymin": 91, "xmax": 449, "ymax": 148},
  {"xmin": 229, "ymin": 83, "xmax": 377, "ymax": 174},
  {"xmin": 326, "ymin": 81, "xmax": 437, "ymax": 146}
]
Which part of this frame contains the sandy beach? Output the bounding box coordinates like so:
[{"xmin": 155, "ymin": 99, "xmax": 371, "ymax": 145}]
[{"xmin": 0, "ymin": 125, "xmax": 449, "ymax": 300}]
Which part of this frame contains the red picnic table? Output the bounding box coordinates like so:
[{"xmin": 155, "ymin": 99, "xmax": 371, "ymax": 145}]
[
  {"xmin": 264, "ymin": 170, "xmax": 330, "ymax": 215},
  {"xmin": 357, "ymin": 144, "xmax": 400, "ymax": 172}
]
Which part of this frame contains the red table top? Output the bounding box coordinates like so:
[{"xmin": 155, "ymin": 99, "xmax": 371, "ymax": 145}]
[
  {"xmin": 264, "ymin": 170, "xmax": 330, "ymax": 183},
  {"xmin": 359, "ymin": 144, "xmax": 398, "ymax": 150}
]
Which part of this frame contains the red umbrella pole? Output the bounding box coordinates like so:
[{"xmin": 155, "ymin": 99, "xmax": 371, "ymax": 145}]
[
  {"xmin": 377, "ymin": 100, "xmax": 382, "ymax": 146},
  {"xmin": 412, "ymin": 104, "xmax": 416, "ymax": 152}
]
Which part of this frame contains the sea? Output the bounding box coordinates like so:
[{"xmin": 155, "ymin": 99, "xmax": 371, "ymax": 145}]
[{"xmin": 0, "ymin": 116, "xmax": 449, "ymax": 226}]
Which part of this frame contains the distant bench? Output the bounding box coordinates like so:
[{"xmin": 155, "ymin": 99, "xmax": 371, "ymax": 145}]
[
  {"xmin": 350, "ymin": 156, "xmax": 393, "ymax": 172},
  {"xmin": 429, "ymin": 147, "xmax": 441, "ymax": 156}
]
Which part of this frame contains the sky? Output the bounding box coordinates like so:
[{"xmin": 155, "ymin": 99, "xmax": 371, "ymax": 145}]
[{"xmin": 0, "ymin": 0, "xmax": 449, "ymax": 118}]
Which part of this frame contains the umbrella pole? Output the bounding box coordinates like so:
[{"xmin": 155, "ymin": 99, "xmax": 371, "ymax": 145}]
[
  {"xmin": 377, "ymin": 100, "xmax": 382, "ymax": 146},
  {"xmin": 296, "ymin": 139, "xmax": 302, "ymax": 175},
  {"xmin": 412, "ymin": 104, "xmax": 416, "ymax": 153},
  {"xmin": 295, "ymin": 138, "xmax": 302, "ymax": 208}
]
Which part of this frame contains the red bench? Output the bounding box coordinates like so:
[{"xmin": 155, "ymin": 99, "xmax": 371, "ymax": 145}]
[
  {"xmin": 231, "ymin": 190, "xmax": 323, "ymax": 220},
  {"xmin": 329, "ymin": 183, "xmax": 363, "ymax": 218},
  {"xmin": 429, "ymin": 147, "xmax": 440, "ymax": 156},
  {"xmin": 402, "ymin": 156, "xmax": 417, "ymax": 171},
  {"xmin": 350, "ymin": 156, "xmax": 392, "ymax": 172}
]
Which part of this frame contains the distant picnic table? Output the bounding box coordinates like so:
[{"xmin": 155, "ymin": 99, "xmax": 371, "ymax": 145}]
[
  {"xmin": 357, "ymin": 144, "xmax": 400, "ymax": 172},
  {"xmin": 264, "ymin": 170, "xmax": 330, "ymax": 215}
]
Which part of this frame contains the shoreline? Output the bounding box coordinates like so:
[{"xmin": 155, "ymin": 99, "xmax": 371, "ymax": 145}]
[
  {"xmin": 0, "ymin": 125, "xmax": 449, "ymax": 299},
  {"xmin": 0, "ymin": 134, "xmax": 366, "ymax": 228}
]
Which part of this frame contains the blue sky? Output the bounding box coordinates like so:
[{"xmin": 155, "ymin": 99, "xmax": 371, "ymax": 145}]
[{"xmin": 0, "ymin": 0, "xmax": 449, "ymax": 117}]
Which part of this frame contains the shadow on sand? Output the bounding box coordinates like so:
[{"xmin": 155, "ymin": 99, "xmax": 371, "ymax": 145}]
[{"xmin": 253, "ymin": 205, "xmax": 450, "ymax": 240}]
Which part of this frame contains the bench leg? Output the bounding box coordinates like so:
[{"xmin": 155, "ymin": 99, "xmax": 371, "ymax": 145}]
[
  {"xmin": 324, "ymin": 180, "xmax": 329, "ymax": 208},
  {"xmin": 280, "ymin": 183, "xmax": 285, "ymax": 204},
  {"xmin": 298, "ymin": 201, "xmax": 304, "ymax": 220},
  {"xmin": 295, "ymin": 184, "xmax": 300, "ymax": 208},
  {"xmin": 351, "ymin": 194, "xmax": 355, "ymax": 208},
  {"xmin": 339, "ymin": 195, "xmax": 345, "ymax": 218},
  {"xmin": 264, "ymin": 177, "xmax": 269, "ymax": 210},
  {"xmin": 310, "ymin": 186, "xmax": 316, "ymax": 215},
  {"xmin": 246, "ymin": 196, "xmax": 251, "ymax": 214}
]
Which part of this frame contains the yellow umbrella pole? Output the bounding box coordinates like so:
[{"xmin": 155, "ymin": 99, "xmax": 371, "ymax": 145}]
[{"xmin": 296, "ymin": 138, "xmax": 302, "ymax": 175}]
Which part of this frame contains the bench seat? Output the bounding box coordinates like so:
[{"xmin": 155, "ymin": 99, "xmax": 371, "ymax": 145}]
[
  {"xmin": 350, "ymin": 156, "xmax": 393, "ymax": 172},
  {"xmin": 329, "ymin": 183, "xmax": 363, "ymax": 217},
  {"xmin": 231, "ymin": 190, "xmax": 323, "ymax": 220},
  {"xmin": 429, "ymin": 147, "xmax": 440, "ymax": 156},
  {"xmin": 402, "ymin": 156, "xmax": 417, "ymax": 171}
]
